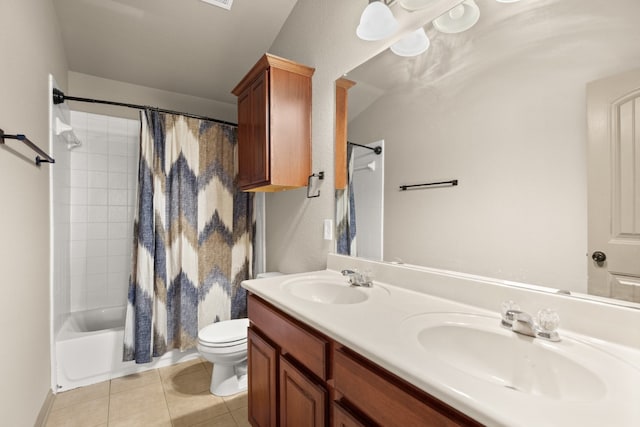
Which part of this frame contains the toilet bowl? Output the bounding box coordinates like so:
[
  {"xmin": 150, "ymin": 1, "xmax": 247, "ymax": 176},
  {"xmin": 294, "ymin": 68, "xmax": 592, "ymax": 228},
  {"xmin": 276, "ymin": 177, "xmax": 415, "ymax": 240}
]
[{"xmin": 197, "ymin": 318, "xmax": 250, "ymax": 396}]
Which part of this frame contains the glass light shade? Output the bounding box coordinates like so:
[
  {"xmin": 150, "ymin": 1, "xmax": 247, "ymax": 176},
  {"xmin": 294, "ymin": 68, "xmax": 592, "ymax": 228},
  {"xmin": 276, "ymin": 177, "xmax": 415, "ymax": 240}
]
[
  {"xmin": 356, "ymin": 1, "xmax": 399, "ymax": 41},
  {"xmin": 397, "ymin": 0, "xmax": 432, "ymax": 11},
  {"xmin": 390, "ymin": 28, "xmax": 430, "ymax": 57},
  {"xmin": 432, "ymin": 0, "xmax": 480, "ymax": 34}
]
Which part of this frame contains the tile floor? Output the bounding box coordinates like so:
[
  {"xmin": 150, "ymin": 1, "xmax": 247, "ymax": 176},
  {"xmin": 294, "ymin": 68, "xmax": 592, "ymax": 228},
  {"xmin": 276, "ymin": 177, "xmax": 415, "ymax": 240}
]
[{"xmin": 45, "ymin": 358, "xmax": 250, "ymax": 427}]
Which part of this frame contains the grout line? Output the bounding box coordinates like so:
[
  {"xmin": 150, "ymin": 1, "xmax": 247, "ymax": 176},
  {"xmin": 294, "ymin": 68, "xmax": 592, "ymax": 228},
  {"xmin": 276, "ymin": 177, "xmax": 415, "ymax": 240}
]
[
  {"xmin": 106, "ymin": 379, "xmax": 111, "ymax": 426},
  {"xmin": 158, "ymin": 366, "xmax": 175, "ymax": 427}
]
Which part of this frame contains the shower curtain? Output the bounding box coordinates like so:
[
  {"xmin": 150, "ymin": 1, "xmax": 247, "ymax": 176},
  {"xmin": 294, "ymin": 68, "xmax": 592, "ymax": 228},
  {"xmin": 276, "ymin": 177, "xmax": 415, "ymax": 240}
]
[
  {"xmin": 336, "ymin": 144, "xmax": 357, "ymax": 255},
  {"xmin": 124, "ymin": 110, "xmax": 254, "ymax": 363}
]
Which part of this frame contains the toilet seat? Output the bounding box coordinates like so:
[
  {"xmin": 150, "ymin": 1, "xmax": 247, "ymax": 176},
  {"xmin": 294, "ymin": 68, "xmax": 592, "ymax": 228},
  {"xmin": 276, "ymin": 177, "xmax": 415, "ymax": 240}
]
[{"xmin": 198, "ymin": 318, "xmax": 249, "ymax": 347}]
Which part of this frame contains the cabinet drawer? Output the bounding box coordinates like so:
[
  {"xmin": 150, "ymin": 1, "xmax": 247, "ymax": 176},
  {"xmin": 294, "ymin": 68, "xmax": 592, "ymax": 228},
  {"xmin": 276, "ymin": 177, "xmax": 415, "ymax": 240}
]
[
  {"xmin": 333, "ymin": 347, "xmax": 480, "ymax": 427},
  {"xmin": 248, "ymin": 294, "xmax": 329, "ymax": 380}
]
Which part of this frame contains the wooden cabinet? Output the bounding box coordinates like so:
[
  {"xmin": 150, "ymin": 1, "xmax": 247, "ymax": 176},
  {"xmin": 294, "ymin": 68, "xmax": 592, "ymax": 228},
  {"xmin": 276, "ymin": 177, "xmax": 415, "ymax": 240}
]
[
  {"xmin": 247, "ymin": 328, "xmax": 277, "ymax": 427},
  {"xmin": 247, "ymin": 293, "xmax": 480, "ymax": 427},
  {"xmin": 247, "ymin": 294, "xmax": 328, "ymax": 427},
  {"xmin": 232, "ymin": 54, "xmax": 315, "ymax": 192},
  {"xmin": 280, "ymin": 356, "xmax": 327, "ymax": 426},
  {"xmin": 335, "ymin": 78, "xmax": 355, "ymax": 190},
  {"xmin": 333, "ymin": 347, "xmax": 480, "ymax": 427}
]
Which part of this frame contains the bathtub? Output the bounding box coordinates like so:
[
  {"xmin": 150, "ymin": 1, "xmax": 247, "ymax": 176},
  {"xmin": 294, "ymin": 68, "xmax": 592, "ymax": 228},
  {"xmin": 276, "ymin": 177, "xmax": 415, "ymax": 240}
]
[{"xmin": 56, "ymin": 306, "xmax": 199, "ymax": 392}]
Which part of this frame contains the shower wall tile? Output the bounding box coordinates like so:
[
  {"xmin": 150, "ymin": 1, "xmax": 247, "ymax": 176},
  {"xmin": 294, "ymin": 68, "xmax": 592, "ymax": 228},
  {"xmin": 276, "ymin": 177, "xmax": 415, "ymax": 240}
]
[
  {"xmin": 71, "ymin": 169, "xmax": 88, "ymax": 185},
  {"xmin": 109, "ymin": 155, "xmax": 128, "ymax": 173},
  {"xmin": 108, "ymin": 256, "xmax": 127, "ymax": 273},
  {"xmin": 71, "ymin": 187, "xmax": 88, "ymax": 205},
  {"xmin": 69, "ymin": 112, "xmax": 139, "ymax": 312},
  {"xmin": 71, "ymin": 205, "xmax": 88, "ymax": 223},
  {"xmin": 109, "ymin": 172, "xmax": 128, "ymax": 189},
  {"xmin": 108, "ymin": 189, "xmax": 128, "ymax": 206},
  {"xmin": 87, "ymin": 240, "xmax": 108, "ymax": 258},
  {"xmin": 109, "ymin": 222, "xmax": 129, "ymax": 239},
  {"xmin": 88, "ymin": 171, "xmax": 108, "ymax": 188},
  {"xmin": 87, "ymin": 132, "xmax": 109, "ymax": 154},
  {"xmin": 87, "ymin": 222, "xmax": 108, "ymax": 240},
  {"xmin": 88, "ymin": 188, "xmax": 108, "ymax": 205},
  {"xmin": 89, "ymin": 153, "xmax": 109, "ymax": 171},
  {"xmin": 71, "ymin": 240, "xmax": 87, "ymax": 259},
  {"xmin": 109, "ymin": 206, "xmax": 128, "ymax": 222},
  {"xmin": 108, "ymin": 239, "xmax": 128, "ymax": 256},
  {"xmin": 71, "ymin": 223, "xmax": 87, "ymax": 241},
  {"xmin": 71, "ymin": 152, "xmax": 88, "ymax": 170},
  {"xmin": 88, "ymin": 205, "xmax": 108, "ymax": 223}
]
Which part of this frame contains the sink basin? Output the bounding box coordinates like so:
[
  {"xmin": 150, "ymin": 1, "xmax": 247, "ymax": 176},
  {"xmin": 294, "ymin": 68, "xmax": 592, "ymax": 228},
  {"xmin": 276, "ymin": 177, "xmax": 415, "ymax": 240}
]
[
  {"xmin": 402, "ymin": 313, "xmax": 611, "ymax": 402},
  {"xmin": 281, "ymin": 277, "xmax": 369, "ymax": 304}
]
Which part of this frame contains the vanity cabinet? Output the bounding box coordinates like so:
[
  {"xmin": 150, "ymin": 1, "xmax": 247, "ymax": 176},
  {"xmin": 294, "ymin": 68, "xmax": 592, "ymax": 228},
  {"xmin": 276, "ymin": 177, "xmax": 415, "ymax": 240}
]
[
  {"xmin": 247, "ymin": 294, "xmax": 329, "ymax": 427},
  {"xmin": 247, "ymin": 293, "xmax": 480, "ymax": 427},
  {"xmin": 333, "ymin": 347, "xmax": 480, "ymax": 427},
  {"xmin": 232, "ymin": 54, "xmax": 315, "ymax": 192}
]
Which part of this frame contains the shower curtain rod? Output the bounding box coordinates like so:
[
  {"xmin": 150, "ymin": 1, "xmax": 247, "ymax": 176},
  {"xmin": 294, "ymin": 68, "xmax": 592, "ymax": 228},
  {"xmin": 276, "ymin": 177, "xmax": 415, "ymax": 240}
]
[
  {"xmin": 52, "ymin": 88, "xmax": 237, "ymax": 127},
  {"xmin": 348, "ymin": 141, "xmax": 382, "ymax": 155}
]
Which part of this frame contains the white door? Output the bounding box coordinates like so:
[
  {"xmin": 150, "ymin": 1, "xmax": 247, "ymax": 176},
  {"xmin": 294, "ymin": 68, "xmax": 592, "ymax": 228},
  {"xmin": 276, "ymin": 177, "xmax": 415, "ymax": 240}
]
[{"xmin": 587, "ymin": 68, "xmax": 640, "ymax": 303}]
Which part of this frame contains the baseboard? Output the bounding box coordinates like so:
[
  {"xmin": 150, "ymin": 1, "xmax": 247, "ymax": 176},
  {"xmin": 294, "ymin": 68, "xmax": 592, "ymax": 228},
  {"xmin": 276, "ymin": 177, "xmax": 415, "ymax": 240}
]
[{"xmin": 34, "ymin": 389, "xmax": 55, "ymax": 427}]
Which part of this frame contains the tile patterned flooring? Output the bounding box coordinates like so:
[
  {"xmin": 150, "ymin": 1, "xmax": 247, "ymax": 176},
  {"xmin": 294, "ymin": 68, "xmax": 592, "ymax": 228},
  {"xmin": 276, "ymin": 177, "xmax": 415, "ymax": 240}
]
[{"xmin": 45, "ymin": 358, "xmax": 250, "ymax": 427}]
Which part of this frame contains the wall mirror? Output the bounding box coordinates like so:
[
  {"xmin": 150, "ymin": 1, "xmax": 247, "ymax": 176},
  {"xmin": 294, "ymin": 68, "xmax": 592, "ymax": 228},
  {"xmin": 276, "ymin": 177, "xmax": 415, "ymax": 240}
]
[{"xmin": 337, "ymin": 0, "xmax": 640, "ymax": 307}]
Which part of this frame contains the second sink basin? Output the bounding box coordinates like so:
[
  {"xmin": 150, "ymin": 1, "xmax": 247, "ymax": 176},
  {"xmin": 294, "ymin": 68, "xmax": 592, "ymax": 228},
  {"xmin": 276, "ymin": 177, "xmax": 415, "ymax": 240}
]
[
  {"xmin": 400, "ymin": 312, "xmax": 632, "ymax": 402},
  {"xmin": 280, "ymin": 276, "xmax": 369, "ymax": 304}
]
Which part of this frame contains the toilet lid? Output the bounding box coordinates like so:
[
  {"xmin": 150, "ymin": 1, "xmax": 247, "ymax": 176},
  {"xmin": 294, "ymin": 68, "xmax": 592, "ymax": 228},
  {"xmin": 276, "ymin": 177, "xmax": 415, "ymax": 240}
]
[{"xmin": 198, "ymin": 318, "xmax": 249, "ymax": 345}]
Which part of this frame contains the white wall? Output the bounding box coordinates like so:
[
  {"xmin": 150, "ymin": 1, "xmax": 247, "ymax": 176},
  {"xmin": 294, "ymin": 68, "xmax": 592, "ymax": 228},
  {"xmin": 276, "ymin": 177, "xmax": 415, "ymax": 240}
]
[
  {"xmin": 346, "ymin": 0, "xmax": 640, "ymax": 292},
  {"xmin": 0, "ymin": 0, "xmax": 67, "ymax": 424},
  {"xmin": 266, "ymin": 0, "xmax": 461, "ymax": 273},
  {"xmin": 67, "ymin": 71, "xmax": 237, "ymax": 122},
  {"xmin": 51, "ymin": 95, "xmax": 72, "ymax": 338}
]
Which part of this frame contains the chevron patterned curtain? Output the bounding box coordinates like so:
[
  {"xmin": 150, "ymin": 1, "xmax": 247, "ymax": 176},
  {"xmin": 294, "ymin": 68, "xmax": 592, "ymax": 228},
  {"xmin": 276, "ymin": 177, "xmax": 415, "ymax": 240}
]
[
  {"xmin": 123, "ymin": 110, "xmax": 254, "ymax": 363},
  {"xmin": 336, "ymin": 144, "xmax": 357, "ymax": 256}
]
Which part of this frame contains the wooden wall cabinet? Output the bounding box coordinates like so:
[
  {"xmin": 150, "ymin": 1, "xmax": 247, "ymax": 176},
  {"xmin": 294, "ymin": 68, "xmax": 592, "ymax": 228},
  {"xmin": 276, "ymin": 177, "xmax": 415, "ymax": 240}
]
[
  {"xmin": 232, "ymin": 54, "xmax": 315, "ymax": 192},
  {"xmin": 335, "ymin": 78, "xmax": 355, "ymax": 190},
  {"xmin": 247, "ymin": 293, "xmax": 480, "ymax": 427}
]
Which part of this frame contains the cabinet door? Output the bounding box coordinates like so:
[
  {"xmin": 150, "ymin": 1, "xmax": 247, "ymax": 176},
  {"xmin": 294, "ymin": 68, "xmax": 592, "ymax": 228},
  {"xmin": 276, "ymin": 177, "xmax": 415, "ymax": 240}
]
[
  {"xmin": 333, "ymin": 402, "xmax": 369, "ymax": 427},
  {"xmin": 279, "ymin": 356, "xmax": 327, "ymax": 427},
  {"xmin": 248, "ymin": 328, "xmax": 277, "ymax": 427},
  {"xmin": 238, "ymin": 69, "xmax": 269, "ymax": 189}
]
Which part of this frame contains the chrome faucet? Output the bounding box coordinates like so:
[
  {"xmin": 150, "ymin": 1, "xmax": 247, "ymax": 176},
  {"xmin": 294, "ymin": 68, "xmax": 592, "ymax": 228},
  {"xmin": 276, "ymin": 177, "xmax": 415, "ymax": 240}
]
[
  {"xmin": 501, "ymin": 302, "xmax": 560, "ymax": 342},
  {"xmin": 341, "ymin": 269, "xmax": 373, "ymax": 287}
]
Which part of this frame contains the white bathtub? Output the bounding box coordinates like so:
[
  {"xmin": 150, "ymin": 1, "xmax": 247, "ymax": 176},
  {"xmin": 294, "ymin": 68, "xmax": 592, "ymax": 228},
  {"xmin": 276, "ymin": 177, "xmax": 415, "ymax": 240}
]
[{"xmin": 56, "ymin": 306, "xmax": 199, "ymax": 392}]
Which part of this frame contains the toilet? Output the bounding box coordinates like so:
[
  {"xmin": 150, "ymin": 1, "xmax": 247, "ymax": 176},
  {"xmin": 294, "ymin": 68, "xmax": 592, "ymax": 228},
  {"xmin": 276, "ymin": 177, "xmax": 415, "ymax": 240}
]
[
  {"xmin": 197, "ymin": 272, "xmax": 282, "ymax": 396},
  {"xmin": 197, "ymin": 318, "xmax": 250, "ymax": 396}
]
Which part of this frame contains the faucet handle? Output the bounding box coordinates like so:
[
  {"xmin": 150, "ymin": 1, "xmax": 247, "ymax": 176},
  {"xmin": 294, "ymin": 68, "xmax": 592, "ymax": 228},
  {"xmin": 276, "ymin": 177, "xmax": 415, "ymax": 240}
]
[
  {"xmin": 536, "ymin": 308, "xmax": 560, "ymax": 333},
  {"xmin": 500, "ymin": 300, "xmax": 521, "ymax": 326}
]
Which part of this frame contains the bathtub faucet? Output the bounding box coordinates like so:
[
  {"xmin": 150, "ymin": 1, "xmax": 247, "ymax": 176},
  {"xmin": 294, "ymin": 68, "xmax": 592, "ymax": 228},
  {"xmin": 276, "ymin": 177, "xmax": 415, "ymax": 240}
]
[{"xmin": 341, "ymin": 269, "xmax": 373, "ymax": 287}]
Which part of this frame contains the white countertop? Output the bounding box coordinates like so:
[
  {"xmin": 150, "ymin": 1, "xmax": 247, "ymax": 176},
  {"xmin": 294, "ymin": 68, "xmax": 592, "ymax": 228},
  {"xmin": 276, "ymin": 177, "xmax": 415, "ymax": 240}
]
[{"xmin": 242, "ymin": 266, "xmax": 640, "ymax": 427}]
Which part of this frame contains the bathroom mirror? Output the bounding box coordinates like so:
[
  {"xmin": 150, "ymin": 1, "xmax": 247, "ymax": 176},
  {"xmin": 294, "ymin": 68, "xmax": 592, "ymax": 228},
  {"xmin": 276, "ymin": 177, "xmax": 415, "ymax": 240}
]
[{"xmin": 339, "ymin": 0, "xmax": 640, "ymax": 307}]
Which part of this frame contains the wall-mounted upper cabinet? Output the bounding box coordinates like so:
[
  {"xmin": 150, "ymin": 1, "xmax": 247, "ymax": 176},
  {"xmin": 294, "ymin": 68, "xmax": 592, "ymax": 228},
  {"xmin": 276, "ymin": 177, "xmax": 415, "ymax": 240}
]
[
  {"xmin": 335, "ymin": 77, "xmax": 356, "ymax": 190},
  {"xmin": 232, "ymin": 54, "xmax": 315, "ymax": 192}
]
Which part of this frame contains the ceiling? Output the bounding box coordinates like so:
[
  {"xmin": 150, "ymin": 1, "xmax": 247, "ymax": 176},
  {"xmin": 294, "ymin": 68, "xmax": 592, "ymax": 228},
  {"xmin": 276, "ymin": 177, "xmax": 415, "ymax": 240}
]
[
  {"xmin": 53, "ymin": 0, "xmax": 299, "ymax": 104},
  {"xmin": 346, "ymin": 0, "xmax": 640, "ymax": 121}
]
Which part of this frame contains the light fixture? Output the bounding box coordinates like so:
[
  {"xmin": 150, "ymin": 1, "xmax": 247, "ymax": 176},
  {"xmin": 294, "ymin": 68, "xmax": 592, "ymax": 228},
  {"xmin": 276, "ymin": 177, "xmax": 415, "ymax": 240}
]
[
  {"xmin": 495, "ymin": 0, "xmax": 522, "ymax": 2},
  {"xmin": 356, "ymin": 1, "xmax": 399, "ymax": 41},
  {"xmin": 432, "ymin": 0, "xmax": 480, "ymax": 34},
  {"xmin": 390, "ymin": 28, "xmax": 430, "ymax": 57},
  {"xmin": 397, "ymin": 0, "xmax": 432, "ymax": 11}
]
